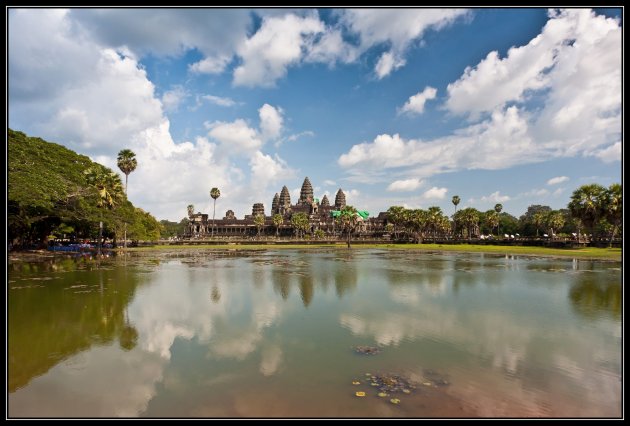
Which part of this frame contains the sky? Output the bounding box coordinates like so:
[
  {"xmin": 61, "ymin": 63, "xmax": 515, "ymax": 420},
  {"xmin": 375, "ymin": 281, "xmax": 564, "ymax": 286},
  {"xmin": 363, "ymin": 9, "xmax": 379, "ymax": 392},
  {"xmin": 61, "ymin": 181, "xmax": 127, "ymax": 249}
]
[{"xmin": 7, "ymin": 7, "xmax": 622, "ymax": 222}]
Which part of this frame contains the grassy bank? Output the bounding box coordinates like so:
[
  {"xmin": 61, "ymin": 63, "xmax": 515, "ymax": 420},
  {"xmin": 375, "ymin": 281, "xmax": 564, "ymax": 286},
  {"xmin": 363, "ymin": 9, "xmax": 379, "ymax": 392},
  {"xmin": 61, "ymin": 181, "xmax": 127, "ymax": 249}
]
[{"xmin": 127, "ymin": 243, "xmax": 622, "ymax": 261}]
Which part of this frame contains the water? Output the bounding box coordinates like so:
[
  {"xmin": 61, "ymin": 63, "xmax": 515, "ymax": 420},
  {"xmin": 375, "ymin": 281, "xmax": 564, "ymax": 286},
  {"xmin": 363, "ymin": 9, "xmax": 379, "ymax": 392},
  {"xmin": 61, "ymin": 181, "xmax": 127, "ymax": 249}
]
[{"xmin": 7, "ymin": 249, "xmax": 622, "ymax": 418}]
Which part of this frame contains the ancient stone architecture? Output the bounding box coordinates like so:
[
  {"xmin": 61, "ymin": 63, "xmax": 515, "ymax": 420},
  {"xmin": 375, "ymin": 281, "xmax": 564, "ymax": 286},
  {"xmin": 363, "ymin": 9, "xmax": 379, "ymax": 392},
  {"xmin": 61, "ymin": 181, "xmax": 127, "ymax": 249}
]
[{"xmin": 185, "ymin": 177, "xmax": 385, "ymax": 239}]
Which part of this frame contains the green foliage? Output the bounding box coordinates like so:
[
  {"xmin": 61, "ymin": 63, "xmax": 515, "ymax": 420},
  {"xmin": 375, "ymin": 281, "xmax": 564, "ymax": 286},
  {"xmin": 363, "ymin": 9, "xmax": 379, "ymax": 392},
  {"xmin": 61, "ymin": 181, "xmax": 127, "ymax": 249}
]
[
  {"xmin": 290, "ymin": 212, "xmax": 310, "ymax": 238},
  {"xmin": 160, "ymin": 218, "xmax": 189, "ymax": 238},
  {"xmin": 8, "ymin": 128, "xmax": 161, "ymax": 248}
]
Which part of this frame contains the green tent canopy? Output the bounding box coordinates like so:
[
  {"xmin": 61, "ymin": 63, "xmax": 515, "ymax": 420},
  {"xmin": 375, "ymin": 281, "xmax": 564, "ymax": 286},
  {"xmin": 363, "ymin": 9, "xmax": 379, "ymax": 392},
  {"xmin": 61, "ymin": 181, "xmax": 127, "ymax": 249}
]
[{"xmin": 330, "ymin": 210, "xmax": 370, "ymax": 219}]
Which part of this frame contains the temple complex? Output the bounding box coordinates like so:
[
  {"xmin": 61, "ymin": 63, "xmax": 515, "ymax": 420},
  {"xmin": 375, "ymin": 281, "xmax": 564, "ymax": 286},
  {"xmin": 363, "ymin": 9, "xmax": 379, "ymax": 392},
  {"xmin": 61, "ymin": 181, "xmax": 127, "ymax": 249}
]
[{"xmin": 186, "ymin": 177, "xmax": 386, "ymax": 238}]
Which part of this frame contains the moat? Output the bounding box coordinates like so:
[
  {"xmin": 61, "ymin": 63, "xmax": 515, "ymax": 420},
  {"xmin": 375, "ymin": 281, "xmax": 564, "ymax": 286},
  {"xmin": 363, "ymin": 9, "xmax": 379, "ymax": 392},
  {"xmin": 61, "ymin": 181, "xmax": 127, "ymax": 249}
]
[{"xmin": 8, "ymin": 249, "xmax": 621, "ymax": 418}]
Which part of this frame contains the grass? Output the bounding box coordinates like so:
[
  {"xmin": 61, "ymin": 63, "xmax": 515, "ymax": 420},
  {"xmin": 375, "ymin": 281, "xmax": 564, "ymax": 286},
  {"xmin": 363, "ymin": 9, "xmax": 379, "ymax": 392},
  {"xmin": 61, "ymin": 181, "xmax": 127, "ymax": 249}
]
[{"xmin": 127, "ymin": 242, "xmax": 621, "ymax": 261}]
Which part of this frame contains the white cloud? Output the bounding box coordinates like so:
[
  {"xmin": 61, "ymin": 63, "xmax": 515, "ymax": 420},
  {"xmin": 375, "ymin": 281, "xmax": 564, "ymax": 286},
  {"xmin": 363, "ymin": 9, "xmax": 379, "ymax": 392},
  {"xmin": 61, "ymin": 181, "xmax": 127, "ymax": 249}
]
[
  {"xmin": 323, "ymin": 180, "xmax": 336, "ymax": 186},
  {"xmin": 339, "ymin": 106, "xmax": 534, "ymax": 176},
  {"xmin": 422, "ymin": 186, "xmax": 448, "ymax": 200},
  {"xmin": 399, "ymin": 86, "xmax": 437, "ymax": 115},
  {"xmin": 189, "ymin": 55, "xmax": 233, "ymax": 74},
  {"xmin": 341, "ymin": 9, "xmax": 469, "ymax": 78},
  {"xmin": 374, "ymin": 51, "xmax": 406, "ymax": 79},
  {"xmin": 339, "ymin": 10, "xmax": 621, "ymax": 181},
  {"xmin": 161, "ymin": 85, "xmax": 188, "ymax": 112},
  {"xmin": 446, "ymin": 9, "xmax": 620, "ymax": 158},
  {"xmin": 387, "ymin": 178, "xmax": 423, "ymax": 192},
  {"xmin": 519, "ymin": 188, "xmax": 550, "ymax": 198},
  {"xmin": 258, "ymin": 104, "xmax": 284, "ymax": 142},
  {"xmin": 249, "ymin": 151, "xmax": 296, "ymax": 198},
  {"xmin": 233, "ymin": 13, "xmax": 325, "ymax": 87},
  {"xmin": 275, "ymin": 130, "xmax": 315, "ymax": 148},
  {"xmin": 202, "ymin": 94, "xmax": 238, "ymax": 107},
  {"xmin": 480, "ymin": 191, "xmax": 511, "ymax": 203},
  {"xmin": 547, "ymin": 176, "xmax": 569, "ymax": 185},
  {"xmin": 589, "ymin": 142, "xmax": 621, "ymax": 163},
  {"xmin": 206, "ymin": 119, "xmax": 263, "ymax": 155}
]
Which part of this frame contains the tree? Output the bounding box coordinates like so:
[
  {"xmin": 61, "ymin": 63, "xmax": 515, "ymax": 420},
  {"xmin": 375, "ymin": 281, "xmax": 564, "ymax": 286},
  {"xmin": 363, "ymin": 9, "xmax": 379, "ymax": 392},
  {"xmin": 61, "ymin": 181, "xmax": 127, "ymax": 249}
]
[
  {"xmin": 452, "ymin": 196, "xmax": 461, "ymax": 239},
  {"xmin": 387, "ymin": 206, "xmax": 405, "ymax": 240},
  {"xmin": 84, "ymin": 167, "xmax": 124, "ymax": 255},
  {"xmin": 117, "ymin": 149, "xmax": 137, "ymax": 250},
  {"xmin": 568, "ymin": 184, "xmax": 606, "ymax": 242},
  {"xmin": 291, "ymin": 212, "xmax": 309, "ymax": 239},
  {"xmin": 272, "ymin": 213, "xmax": 284, "ymax": 237},
  {"xmin": 337, "ymin": 205, "xmax": 359, "ymax": 248},
  {"xmin": 210, "ymin": 187, "xmax": 221, "ymax": 237},
  {"xmin": 484, "ymin": 210, "xmax": 499, "ymax": 236},
  {"xmin": 494, "ymin": 203, "xmax": 503, "ymax": 236},
  {"xmin": 544, "ymin": 211, "xmax": 565, "ymax": 238},
  {"xmin": 254, "ymin": 214, "xmax": 265, "ymax": 237},
  {"xmin": 187, "ymin": 204, "xmax": 195, "ymax": 218},
  {"xmin": 603, "ymin": 183, "xmax": 622, "ymax": 247},
  {"xmin": 457, "ymin": 207, "xmax": 480, "ymax": 240}
]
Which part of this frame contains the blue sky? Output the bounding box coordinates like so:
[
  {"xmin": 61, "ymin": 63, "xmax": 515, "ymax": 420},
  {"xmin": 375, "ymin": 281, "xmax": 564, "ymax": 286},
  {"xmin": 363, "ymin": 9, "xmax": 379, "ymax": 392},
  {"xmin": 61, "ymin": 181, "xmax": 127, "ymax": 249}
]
[{"xmin": 8, "ymin": 7, "xmax": 622, "ymax": 222}]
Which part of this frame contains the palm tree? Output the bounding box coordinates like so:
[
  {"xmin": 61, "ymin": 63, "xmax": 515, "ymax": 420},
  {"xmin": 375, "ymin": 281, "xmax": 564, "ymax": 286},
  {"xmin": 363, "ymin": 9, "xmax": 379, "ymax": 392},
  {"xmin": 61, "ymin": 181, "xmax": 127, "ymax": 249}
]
[
  {"xmin": 494, "ymin": 203, "xmax": 503, "ymax": 237},
  {"xmin": 272, "ymin": 213, "xmax": 284, "ymax": 237},
  {"xmin": 291, "ymin": 212, "xmax": 309, "ymax": 239},
  {"xmin": 254, "ymin": 214, "xmax": 265, "ymax": 237},
  {"xmin": 485, "ymin": 210, "xmax": 499, "ymax": 236},
  {"xmin": 452, "ymin": 196, "xmax": 460, "ymax": 239},
  {"xmin": 568, "ymin": 184, "xmax": 606, "ymax": 242},
  {"xmin": 603, "ymin": 183, "xmax": 622, "ymax": 247},
  {"xmin": 532, "ymin": 211, "xmax": 545, "ymax": 238},
  {"xmin": 117, "ymin": 149, "xmax": 137, "ymax": 251},
  {"xmin": 84, "ymin": 167, "xmax": 124, "ymax": 256},
  {"xmin": 210, "ymin": 187, "xmax": 220, "ymax": 237},
  {"xmin": 545, "ymin": 211, "xmax": 565, "ymax": 239},
  {"xmin": 337, "ymin": 205, "xmax": 359, "ymax": 248},
  {"xmin": 187, "ymin": 204, "xmax": 195, "ymax": 218}
]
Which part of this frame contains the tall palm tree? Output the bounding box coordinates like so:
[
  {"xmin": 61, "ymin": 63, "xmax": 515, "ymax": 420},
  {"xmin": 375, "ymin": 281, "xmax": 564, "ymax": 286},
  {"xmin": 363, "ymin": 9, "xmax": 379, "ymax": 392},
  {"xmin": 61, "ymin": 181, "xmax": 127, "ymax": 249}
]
[
  {"xmin": 568, "ymin": 184, "xmax": 606, "ymax": 242},
  {"xmin": 337, "ymin": 205, "xmax": 358, "ymax": 248},
  {"xmin": 272, "ymin": 213, "xmax": 284, "ymax": 237},
  {"xmin": 210, "ymin": 187, "xmax": 220, "ymax": 237},
  {"xmin": 603, "ymin": 183, "xmax": 622, "ymax": 247},
  {"xmin": 117, "ymin": 149, "xmax": 137, "ymax": 250},
  {"xmin": 84, "ymin": 167, "xmax": 124, "ymax": 256},
  {"xmin": 494, "ymin": 203, "xmax": 503, "ymax": 237},
  {"xmin": 187, "ymin": 204, "xmax": 195, "ymax": 218},
  {"xmin": 545, "ymin": 211, "xmax": 565, "ymax": 239},
  {"xmin": 452, "ymin": 195, "xmax": 460, "ymax": 239},
  {"xmin": 254, "ymin": 214, "xmax": 265, "ymax": 237}
]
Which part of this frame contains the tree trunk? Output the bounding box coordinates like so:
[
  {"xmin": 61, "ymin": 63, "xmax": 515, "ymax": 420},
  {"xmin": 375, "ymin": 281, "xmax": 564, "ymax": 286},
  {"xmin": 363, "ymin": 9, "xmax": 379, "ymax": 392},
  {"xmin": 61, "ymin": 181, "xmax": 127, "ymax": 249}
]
[
  {"xmin": 212, "ymin": 199, "xmax": 216, "ymax": 238},
  {"xmin": 98, "ymin": 218, "xmax": 103, "ymax": 256}
]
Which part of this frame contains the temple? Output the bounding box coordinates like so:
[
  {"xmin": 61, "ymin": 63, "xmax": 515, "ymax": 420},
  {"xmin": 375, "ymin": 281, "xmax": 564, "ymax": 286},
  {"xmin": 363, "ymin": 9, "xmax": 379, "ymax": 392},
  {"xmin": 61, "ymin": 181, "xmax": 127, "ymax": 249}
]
[{"xmin": 186, "ymin": 177, "xmax": 386, "ymax": 238}]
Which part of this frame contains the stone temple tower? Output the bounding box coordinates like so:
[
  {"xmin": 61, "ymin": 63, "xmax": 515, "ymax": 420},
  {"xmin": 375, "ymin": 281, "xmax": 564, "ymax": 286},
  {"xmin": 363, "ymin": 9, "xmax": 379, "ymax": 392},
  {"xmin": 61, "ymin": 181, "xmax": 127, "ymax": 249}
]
[
  {"xmin": 320, "ymin": 195, "xmax": 330, "ymax": 207},
  {"xmin": 279, "ymin": 185, "xmax": 291, "ymax": 208},
  {"xmin": 252, "ymin": 203, "xmax": 265, "ymax": 216},
  {"xmin": 298, "ymin": 177, "xmax": 314, "ymax": 205},
  {"xmin": 334, "ymin": 189, "xmax": 346, "ymax": 209},
  {"xmin": 271, "ymin": 193, "xmax": 280, "ymax": 214}
]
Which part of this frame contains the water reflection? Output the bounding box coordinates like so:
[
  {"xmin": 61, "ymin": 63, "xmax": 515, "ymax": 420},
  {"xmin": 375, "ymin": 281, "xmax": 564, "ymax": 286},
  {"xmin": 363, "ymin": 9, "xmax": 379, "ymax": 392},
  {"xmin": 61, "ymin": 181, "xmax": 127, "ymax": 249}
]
[
  {"xmin": 569, "ymin": 275, "xmax": 622, "ymax": 320},
  {"xmin": 8, "ymin": 250, "xmax": 622, "ymax": 418},
  {"xmin": 8, "ymin": 257, "xmax": 141, "ymax": 392}
]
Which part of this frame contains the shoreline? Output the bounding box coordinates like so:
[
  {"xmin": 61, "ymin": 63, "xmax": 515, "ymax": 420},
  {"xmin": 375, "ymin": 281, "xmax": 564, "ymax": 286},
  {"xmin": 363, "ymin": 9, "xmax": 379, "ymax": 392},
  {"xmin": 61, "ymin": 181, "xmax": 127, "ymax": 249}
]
[{"xmin": 8, "ymin": 243, "xmax": 622, "ymax": 262}]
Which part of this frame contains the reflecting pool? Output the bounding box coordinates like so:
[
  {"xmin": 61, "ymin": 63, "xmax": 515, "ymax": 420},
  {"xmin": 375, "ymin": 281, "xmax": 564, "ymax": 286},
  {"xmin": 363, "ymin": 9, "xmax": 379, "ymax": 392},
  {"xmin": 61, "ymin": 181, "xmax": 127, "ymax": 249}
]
[{"xmin": 8, "ymin": 249, "xmax": 622, "ymax": 418}]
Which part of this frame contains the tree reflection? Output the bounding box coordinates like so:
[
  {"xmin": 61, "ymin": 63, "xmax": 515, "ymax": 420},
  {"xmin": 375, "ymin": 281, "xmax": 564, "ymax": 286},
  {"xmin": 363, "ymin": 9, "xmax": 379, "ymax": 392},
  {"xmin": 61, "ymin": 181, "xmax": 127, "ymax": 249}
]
[
  {"xmin": 569, "ymin": 276, "xmax": 621, "ymax": 320},
  {"xmin": 299, "ymin": 274, "xmax": 314, "ymax": 307},
  {"xmin": 272, "ymin": 269, "xmax": 291, "ymax": 301},
  {"xmin": 8, "ymin": 257, "xmax": 141, "ymax": 392},
  {"xmin": 333, "ymin": 252, "xmax": 358, "ymax": 298}
]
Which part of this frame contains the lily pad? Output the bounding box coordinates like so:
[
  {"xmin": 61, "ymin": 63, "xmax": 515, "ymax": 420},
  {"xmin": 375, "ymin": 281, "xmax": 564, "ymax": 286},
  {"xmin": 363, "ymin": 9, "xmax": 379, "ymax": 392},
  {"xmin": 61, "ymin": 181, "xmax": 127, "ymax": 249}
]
[
  {"xmin": 355, "ymin": 391, "xmax": 366, "ymax": 397},
  {"xmin": 352, "ymin": 381, "xmax": 361, "ymax": 385},
  {"xmin": 378, "ymin": 392, "xmax": 388, "ymax": 397},
  {"xmin": 390, "ymin": 398, "xmax": 401, "ymax": 405},
  {"xmin": 353, "ymin": 345, "xmax": 381, "ymax": 355}
]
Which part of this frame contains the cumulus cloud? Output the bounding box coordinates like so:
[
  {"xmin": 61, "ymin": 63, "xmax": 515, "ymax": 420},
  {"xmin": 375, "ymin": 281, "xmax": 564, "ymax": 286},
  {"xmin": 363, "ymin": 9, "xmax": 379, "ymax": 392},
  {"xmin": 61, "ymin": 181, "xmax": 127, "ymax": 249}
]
[
  {"xmin": 339, "ymin": 10, "xmax": 621, "ymax": 181},
  {"xmin": 206, "ymin": 119, "xmax": 263, "ymax": 155},
  {"xmin": 340, "ymin": 9, "xmax": 469, "ymax": 78},
  {"xmin": 161, "ymin": 85, "xmax": 188, "ymax": 112},
  {"xmin": 422, "ymin": 186, "xmax": 448, "ymax": 200},
  {"xmin": 259, "ymin": 104, "xmax": 284, "ymax": 142},
  {"xmin": 233, "ymin": 13, "xmax": 325, "ymax": 87},
  {"xmin": 387, "ymin": 178, "xmax": 423, "ymax": 192},
  {"xmin": 479, "ymin": 191, "xmax": 511, "ymax": 203},
  {"xmin": 547, "ymin": 176, "xmax": 569, "ymax": 185},
  {"xmin": 399, "ymin": 86, "xmax": 437, "ymax": 115}
]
